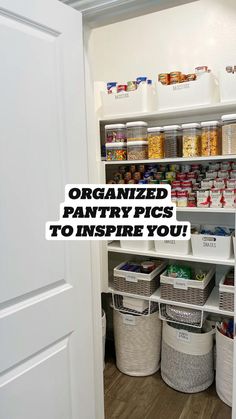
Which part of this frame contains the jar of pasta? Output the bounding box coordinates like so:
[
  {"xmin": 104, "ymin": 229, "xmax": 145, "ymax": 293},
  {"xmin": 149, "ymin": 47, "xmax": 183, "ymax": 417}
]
[
  {"xmin": 182, "ymin": 123, "xmax": 201, "ymax": 157},
  {"xmin": 163, "ymin": 125, "xmax": 182, "ymax": 158},
  {"xmin": 127, "ymin": 141, "xmax": 148, "ymax": 160},
  {"xmin": 221, "ymin": 114, "xmax": 236, "ymax": 155},
  {"xmin": 147, "ymin": 127, "xmax": 164, "ymax": 159},
  {"xmin": 201, "ymin": 121, "xmax": 221, "ymax": 156},
  {"xmin": 126, "ymin": 121, "xmax": 148, "ymax": 142}
]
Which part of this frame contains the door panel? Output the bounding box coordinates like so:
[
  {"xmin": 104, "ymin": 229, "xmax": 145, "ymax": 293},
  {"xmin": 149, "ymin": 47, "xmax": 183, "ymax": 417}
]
[{"xmin": 0, "ymin": 1, "xmax": 102, "ymax": 418}]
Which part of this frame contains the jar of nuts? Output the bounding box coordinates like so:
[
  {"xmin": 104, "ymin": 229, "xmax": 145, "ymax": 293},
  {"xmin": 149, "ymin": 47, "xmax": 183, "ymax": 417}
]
[
  {"xmin": 201, "ymin": 121, "xmax": 221, "ymax": 156},
  {"xmin": 182, "ymin": 123, "xmax": 201, "ymax": 157},
  {"xmin": 127, "ymin": 141, "xmax": 148, "ymax": 160},
  {"xmin": 163, "ymin": 125, "xmax": 182, "ymax": 158},
  {"xmin": 147, "ymin": 127, "xmax": 164, "ymax": 159}
]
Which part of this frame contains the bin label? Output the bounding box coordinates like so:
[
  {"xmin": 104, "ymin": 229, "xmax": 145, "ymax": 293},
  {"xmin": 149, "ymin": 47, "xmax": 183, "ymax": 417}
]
[
  {"xmin": 174, "ymin": 279, "xmax": 188, "ymax": 290},
  {"xmin": 123, "ymin": 314, "xmax": 136, "ymax": 326},
  {"xmin": 176, "ymin": 330, "xmax": 191, "ymax": 343}
]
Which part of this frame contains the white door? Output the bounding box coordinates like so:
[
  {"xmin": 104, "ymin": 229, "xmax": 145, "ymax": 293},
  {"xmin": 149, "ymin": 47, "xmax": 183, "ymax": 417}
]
[{"xmin": 0, "ymin": 1, "xmax": 103, "ymax": 418}]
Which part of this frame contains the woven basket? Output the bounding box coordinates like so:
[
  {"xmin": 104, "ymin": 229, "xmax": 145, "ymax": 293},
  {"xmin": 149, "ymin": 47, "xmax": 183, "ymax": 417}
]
[
  {"xmin": 113, "ymin": 260, "xmax": 166, "ymax": 297},
  {"xmin": 216, "ymin": 328, "xmax": 233, "ymax": 407},
  {"xmin": 113, "ymin": 307, "xmax": 162, "ymax": 376},
  {"xmin": 219, "ymin": 276, "xmax": 234, "ymax": 312},
  {"xmin": 161, "ymin": 322, "xmax": 214, "ymax": 393},
  {"xmin": 160, "ymin": 267, "xmax": 215, "ymax": 306}
]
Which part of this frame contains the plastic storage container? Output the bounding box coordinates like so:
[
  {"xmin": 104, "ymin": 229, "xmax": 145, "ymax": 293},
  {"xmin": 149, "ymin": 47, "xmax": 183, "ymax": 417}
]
[
  {"xmin": 147, "ymin": 127, "xmax": 164, "ymax": 159},
  {"xmin": 221, "ymin": 114, "xmax": 236, "ymax": 155},
  {"xmin": 161, "ymin": 322, "xmax": 214, "ymax": 393},
  {"xmin": 154, "ymin": 239, "xmax": 191, "ymax": 255},
  {"xmin": 201, "ymin": 121, "xmax": 221, "ymax": 156},
  {"xmin": 120, "ymin": 240, "xmax": 154, "ymax": 251},
  {"xmin": 126, "ymin": 121, "xmax": 148, "ymax": 142},
  {"xmin": 182, "ymin": 123, "xmax": 201, "ymax": 157},
  {"xmin": 113, "ymin": 306, "xmax": 162, "ymax": 376},
  {"xmin": 127, "ymin": 141, "xmax": 148, "ymax": 160},
  {"xmin": 105, "ymin": 124, "xmax": 126, "ymax": 143},
  {"xmin": 105, "ymin": 142, "xmax": 127, "ymax": 161},
  {"xmin": 163, "ymin": 125, "xmax": 182, "ymax": 158},
  {"xmin": 216, "ymin": 327, "xmax": 233, "ymax": 407},
  {"xmin": 191, "ymin": 225, "xmax": 233, "ymax": 260}
]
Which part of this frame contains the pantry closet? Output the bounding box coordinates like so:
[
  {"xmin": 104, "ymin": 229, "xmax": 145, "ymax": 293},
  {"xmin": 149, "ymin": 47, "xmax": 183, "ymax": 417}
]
[{"xmin": 82, "ymin": 0, "xmax": 236, "ymax": 418}]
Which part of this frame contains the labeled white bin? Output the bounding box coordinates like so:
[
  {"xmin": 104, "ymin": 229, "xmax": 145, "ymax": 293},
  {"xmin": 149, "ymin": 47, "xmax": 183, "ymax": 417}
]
[
  {"xmin": 219, "ymin": 70, "xmax": 236, "ymax": 103},
  {"xmin": 191, "ymin": 226, "xmax": 233, "ymax": 260},
  {"xmin": 161, "ymin": 322, "xmax": 214, "ymax": 393},
  {"xmin": 120, "ymin": 240, "xmax": 154, "ymax": 251},
  {"xmin": 154, "ymin": 239, "xmax": 191, "ymax": 255},
  {"xmin": 157, "ymin": 73, "xmax": 219, "ymax": 111},
  {"xmin": 113, "ymin": 307, "xmax": 162, "ymax": 376},
  {"xmin": 101, "ymin": 84, "xmax": 157, "ymax": 118},
  {"xmin": 216, "ymin": 328, "xmax": 233, "ymax": 407}
]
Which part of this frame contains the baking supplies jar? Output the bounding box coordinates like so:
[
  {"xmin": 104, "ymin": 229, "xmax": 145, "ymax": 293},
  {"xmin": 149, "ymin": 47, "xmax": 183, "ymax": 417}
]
[
  {"xmin": 127, "ymin": 141, "xmax": 148, "ymax": 160},
  {"xmin": 106, "ymin": 142, "xmax": 127, "ymax": 161},
  {"xmin": 126, "ymin": 121, "xmax": 148, "ymax": 142},
  {"xmin": 201, "ymin": 121, "xmax": 221, "ymax": 156},
  {"xmin": 163, "ymin": 125, "xmax": 182, "ymax": 158},
  {"xmin": 105, "ymin": 124, "xmax": 126, "ymax": 143},
  {"xmin": 182, "ymin": 123, "xmax": 201, "ymax": 157},
  {"xmin": 147, "ymin": 127, "xmax": 164, "ymax": 159},
  {"xmin": 221, "ymin": 114, "xmax": 236, "ymax": 155}
]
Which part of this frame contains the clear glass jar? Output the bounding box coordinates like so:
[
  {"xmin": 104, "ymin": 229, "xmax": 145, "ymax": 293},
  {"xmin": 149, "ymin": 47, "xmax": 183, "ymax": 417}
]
[
  {"xmin": 163, "ymin": 125, "xmax": 182, "ymax": 158},
  {"xmin": 105, "ymin": 124, "xmax": 126, "ymax": 143},
  {"xmin": 147, "ymin": 127, "xmax": 164, "ymax": 159},
  {"xmin": 221, "ymin": 114, "xmax": 236, "ymax": 155},
  {"xmin": 201, "ymin": 121, "xmax": 221, "ymax": 156},
  {"xmin": 182, "ymin": 123, "xmax": 201, "ymax": 157},
  {"xmin": 127, "ymin": 141, "xmax": 148, "ymax": 160},
  {"xmin": 105, "ymin": 142, "xmax": 127, "ymax": 161},
  {"xmin": 126, "ymin": 121, "xmax": 148, "ymax": 142}
]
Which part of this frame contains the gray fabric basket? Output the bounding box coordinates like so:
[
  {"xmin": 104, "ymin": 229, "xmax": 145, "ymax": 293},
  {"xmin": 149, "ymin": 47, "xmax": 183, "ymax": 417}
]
[{"xmin": 113, "ymin": 308, "xmax": 162, "ymax": 376}]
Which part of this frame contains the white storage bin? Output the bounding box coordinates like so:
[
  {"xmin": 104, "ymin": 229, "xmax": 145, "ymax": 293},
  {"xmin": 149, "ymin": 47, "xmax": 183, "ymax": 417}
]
[
  {"xmin": 219, "ymin": 70, "xmax": 236, "ymax": 103},
  {"xmin": 101, "ymin": 84, "xmax": 157, "ymax": 118},
  {"xmin": 154, "ymin": 239, "xmax": 191, "ymax": 255},
  {"xmin": 157, "ymin": 73, "xmax": 218, "ymax": 111},
  {"xmin": 191, "ymin": 226, "xmax": 233, "ymax": 260},
  {"xmin": 113, "ymin": 307, "xmax": 162, "ymax": 376},
  {"xmin": 161, "ymin": 322, "xmax": 214, "ymax": 393},
  {"xmin": 216, "ymin": 328, "xmax": 233, "ymax": 407},
  {"xmin": 120, "ymin": 240, "xmax": 154, "ymax": 251}
]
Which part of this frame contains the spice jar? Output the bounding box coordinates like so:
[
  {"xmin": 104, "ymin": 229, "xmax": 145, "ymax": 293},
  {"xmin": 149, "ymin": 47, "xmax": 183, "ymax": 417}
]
[
  {"xmin": 127, "ymin": 141, "xmax": 148, "ymax": 160},
  {"xmin": 105, "ymin": 142, "xmax": 127, "ymax": 161},
  {"xmin": 221, "ymin": 114, "xmax": 236, "ymax": 155},
  {"xmin": 105, "ymin": 124, "xmax": 126, "ymax": 143},
  {"xmin": 182, "ymin": 123, "xmax": 201, "ymax": 157},
  {"xmin": 126, "ymin": 121, "xmax": 148, "ymax": 142},
  {"xmin": 201, "ymin": 121, "xmax": 221, "ymax": 156},
  {"xmin": 163, "ymin": 125, "xmax": 182, "ymax": 158},
  {"xmin": 147, "ymin": 127, "xmax": 164, "ymax": 159}
]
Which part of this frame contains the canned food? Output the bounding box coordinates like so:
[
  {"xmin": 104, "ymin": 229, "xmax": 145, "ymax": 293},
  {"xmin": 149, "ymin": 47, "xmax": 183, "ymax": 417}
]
[
  {"xmin": 136, "ymin": 76, "xmax": 147, "ymax": 85},
  {"xmin": 119, "ymin": 165, "xmax": 126, "ymax": 175},
  {"xmin": 180, "ymin": 74, "xmax": 188, "ymax": 83},
  {"xmin": 138, "ymin": 164, "xmax": 146, "ymax": 173},
  {"xmin": 138, "ymin": 180, "xmax": 148, "ymax": 184},
  {"xmin": 176, "ymin": 173, "xmax": 187, "ymax": 181},
  {"xmin": 169, "ymin": 164, "xmax": 180, "ymax": 172},
  {"xmin": 172, "ymin": 181, "xmax": 181, "ymax": 188},
  {"xmin": 130, "ymin": 164, "xmax": 136, "ymax": 174},
  {"xmin": 107, "ymin": 82, "xmax": 117, "ymax": 94},
  {"xmin": 150, "ymin": 180, "xmax": 159, "ymax": 184},
  {"xmin": 170, "ymin": 71, "xmax": 182, "ymax": 84},
  {"xmin": 187, "ymin": 74, "xmax": 197, "ymax": 81},
  {"xmin": 159, "ymin": 180, "xmax": 170, "ymax": 184},
  {"xmin": 127, "ymin": 81, "xmax": 137, "ymax": 91},
  {"xmin": 117, "ymin": 84, "xmax": 127, "ymax": 93},
  {"xmin": 128, "ymin": 179, "xmax": 136, "ymax": 184},
  {"xmin": 158, "ymin": 73, "xmax": 170, "ymax": 85},
  {"xmin": 154, "ymin": 172, "xmax": 164, "ymax": 180},
  {"xmin": 165, "ymin": 171, "xmax": 176, "ymax": 180},
  {"xmin": 181, "ymin": 164, "xmax": 191, "ymax": 173},
  {"xmin": 133, "ymin": 172, "xmax": 142, "ymax": 181},
  {"xmin": 124, "ymin": 172, "xmax": 132, "ymax": 181}
]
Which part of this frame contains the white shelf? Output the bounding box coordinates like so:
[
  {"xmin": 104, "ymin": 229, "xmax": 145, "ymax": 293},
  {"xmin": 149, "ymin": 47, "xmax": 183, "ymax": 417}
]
[
  {"xmin": 104, "ymin": 154, "xmax": 236, "ymax": 166},
  {"xmin": 108, "ymin": 241, "xmax": 235, "ymax": 266},
  {"xmin": 100, "ymin": 101, "xmax": 236, "ymax": 123},
  {"xmin": 177, "ymin": 207, "xmax": 235, "ymax": 213},
  {"xmin": 108, "ymin": 286, "xmax": 234, "ymax": 317}
]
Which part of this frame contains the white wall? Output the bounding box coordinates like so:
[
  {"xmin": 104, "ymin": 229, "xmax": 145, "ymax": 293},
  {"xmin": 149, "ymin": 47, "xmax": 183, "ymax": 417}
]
[{"xmin": 89, "ymin": 0, "xmax": 236, "ymax": 83}]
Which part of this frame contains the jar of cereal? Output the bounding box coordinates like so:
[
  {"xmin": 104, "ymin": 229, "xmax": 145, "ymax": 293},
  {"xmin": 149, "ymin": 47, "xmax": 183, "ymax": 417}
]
[
  {"xmin": 182, "ymin": 123, "xmax": 201, "ymax": 157},
  {"xmin": 221, "ymin": 114, "xmax": 236, "ymax": 155},
  {"xmin": 201, "ymin": 121, "xmax": 221, "ymax": 156},
  {"xmin": 147, "ymin": 127, "xmax": 164, "ymax": 159}
]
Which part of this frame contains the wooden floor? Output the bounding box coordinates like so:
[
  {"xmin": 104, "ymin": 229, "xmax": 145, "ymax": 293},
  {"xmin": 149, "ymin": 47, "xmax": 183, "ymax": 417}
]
[{"xmin": 104, "ymin": 344, "xmax": 232, "ymax": 419}]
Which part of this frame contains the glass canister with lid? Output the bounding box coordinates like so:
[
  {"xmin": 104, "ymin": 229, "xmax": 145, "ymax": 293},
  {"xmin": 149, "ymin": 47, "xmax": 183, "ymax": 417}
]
[
  {"xmin": 127, "ymin": 141, "xmax": 148, "ymax": 160},
  {"xmin": 182, "ymin": 123, "xmax": 201, "ymax": 157},
  {"xmin": 221, "ymin": 114, "xmax": 236, "ymax": 155},
  {"xmin": 201, "ymin": 121, "xmax": 221, "ymax": 156},
  {"xmin": 105, "ymin": 142, "xmax": 127, "ymax": 161},
  {"xmin": 126, "ymin": 121, "xmax": 148, "ymax": 142},
  {"xmin": 163, "ymin": 125, "xmax": 182, "ymax": 158},
  {"xmin": 147, "ymin": 127, "xmax": 164, "ymax": 159},
  {"xmin": 105, "ymin": 124, "xmax": 126, "ymax": 143}
]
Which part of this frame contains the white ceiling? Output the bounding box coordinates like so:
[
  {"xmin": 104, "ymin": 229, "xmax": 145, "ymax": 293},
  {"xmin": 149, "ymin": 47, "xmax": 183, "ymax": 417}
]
[{"xmin": 59, "ymin": 0, "xmax": 198, "ymax": 27}]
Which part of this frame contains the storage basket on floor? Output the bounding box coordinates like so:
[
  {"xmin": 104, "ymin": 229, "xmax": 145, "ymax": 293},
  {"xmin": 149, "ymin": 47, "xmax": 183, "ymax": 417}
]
[
  {"xmin": 113, "ymin": 260, "xmax": 166, "ymax": 297},
  {"xmin": 113, "ymin": 305, "xmax": 162, "ymax": 376},
  {"xmin": 160, "ymin": 267, "xmax": 215, "ymax": 305},
  {"xmin": 216, "ymin": 327, "xmax": 233, "ymax": 407},
  {"xmin": 219, "ymin": 274, "xmax": 234, "ymax": 313},
  {"xmin": 161, "ymin": 322, "xmax": 214, "ymax": 393}
]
